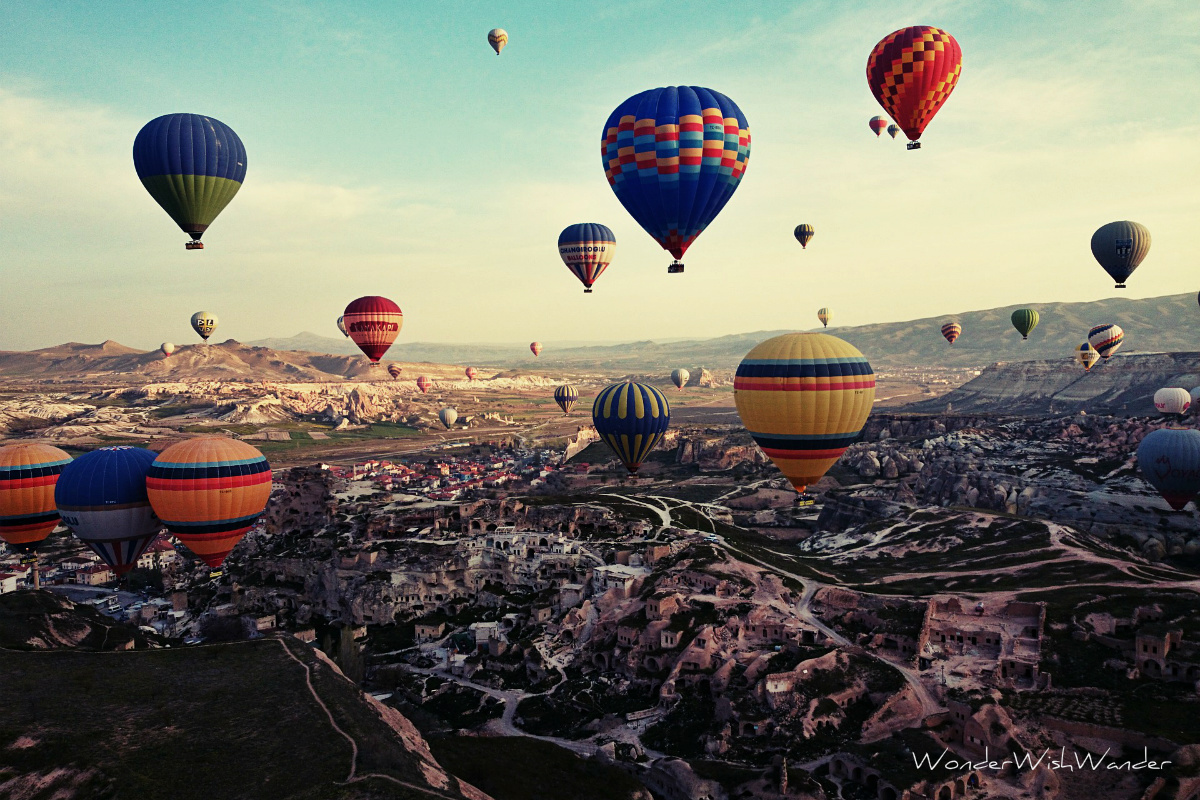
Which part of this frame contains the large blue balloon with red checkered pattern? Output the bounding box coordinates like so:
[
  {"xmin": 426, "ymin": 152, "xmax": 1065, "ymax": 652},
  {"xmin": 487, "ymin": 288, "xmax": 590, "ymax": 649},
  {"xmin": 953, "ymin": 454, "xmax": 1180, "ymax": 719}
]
[{"xmin": 601, "ymin": 87, "xmax": 750, "ymax": 272}]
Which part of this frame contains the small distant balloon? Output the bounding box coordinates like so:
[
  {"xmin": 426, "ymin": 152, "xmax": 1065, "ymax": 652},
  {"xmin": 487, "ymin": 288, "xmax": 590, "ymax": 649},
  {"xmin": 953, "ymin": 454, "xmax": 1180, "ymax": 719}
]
[
  {"xmin": 869, "ymin": 116, "xmax": 888, "ymax": 136},
  {"xmin": 794, "ymin": 224, "xmax": 815, "ymax": 249},
  {"xmin": 465, "ymin": 367, "xmax": 478, "ymax": 381},
  {"xmin": 1010, "ymin": 309, "xmax": 1039, "ymax": 340},
  {"xmin": 1137, "ymin": 428, "xmax": 1200, "ymax": 510},
  {"xmin": 1091, "ymin": 221, "xmax": 1150, "ymax": 288},
  {"xmin": 558, "ymin": 223, "xmax": 616, "ymax": 293},
  {"xmin": 1076, "ymin": 343, "xmax": 1099, "ymax": 372},
  {"xmin": 817, "ymin": 308, "xmax": 832, "ymax": 328},
  {"xmin": 530, "ymin": 342, "xmax": 542, "ymax": 357},
  {"xmin": 191, "ymin": 311, "xmax": 218, "ymax": 341},
  {"xmin": 160, "ymin": 342, "xmax": 175, "ymax": 358},
  {"xmin": 671, "ymin": 369, "xmax": 690, "ymax": 391},
  {"xmin": 940, "ymin": 323, "xmax": 961, "ymax": 344},
  {"xmin": 417, "ymin": 376, "xmax": 432, "ymax": 394},
  {"xmin": 439, "ymin": 407, "xmax": 458, "ymax": 429},
  {"xmin": 388, "ymin": 364, "xmax": 403, "ymax": 380},
  {"xmin": 488, "ymin": 28, "xmax": 508, "ymax": 55},
  {"xmin": 886, "ymin": 124, "xmax": 900, "ymax": 139},
  {"xmin": 337, "ymin": 316, "xmax": 348, "ymax": 338}
]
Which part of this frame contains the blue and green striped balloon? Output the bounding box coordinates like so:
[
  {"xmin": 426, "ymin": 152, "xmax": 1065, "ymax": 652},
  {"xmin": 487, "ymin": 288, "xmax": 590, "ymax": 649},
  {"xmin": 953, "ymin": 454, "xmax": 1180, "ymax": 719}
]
[
  {"xmin": 592, "ymin": 382, "xmax": 671, "ymax": 474},
  {"xmin": 133, "ymin": 113, "xmax": 247, "ymax": 249}
]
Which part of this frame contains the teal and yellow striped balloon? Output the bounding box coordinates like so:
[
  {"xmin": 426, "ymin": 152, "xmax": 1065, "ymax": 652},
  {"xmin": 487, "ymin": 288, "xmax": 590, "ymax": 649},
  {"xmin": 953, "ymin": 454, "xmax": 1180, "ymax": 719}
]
[{"xmin": 591, "ymin": 382, "xmax": 671, "ymax": 474}]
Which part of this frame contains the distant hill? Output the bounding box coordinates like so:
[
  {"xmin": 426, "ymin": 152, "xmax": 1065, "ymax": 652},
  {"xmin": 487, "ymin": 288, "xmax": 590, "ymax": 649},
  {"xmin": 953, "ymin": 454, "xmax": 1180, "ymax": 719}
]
[
  {"xmin": 904, "ymin": 351, "xmax": 1200, "ymax": 415},
  {"xmin": 0, "ymin": 591, "xmax": 490, "ymax": 800},
  {"xmin": 252, "ymin": 293, "xmax": 1200, "ymax": 371}
]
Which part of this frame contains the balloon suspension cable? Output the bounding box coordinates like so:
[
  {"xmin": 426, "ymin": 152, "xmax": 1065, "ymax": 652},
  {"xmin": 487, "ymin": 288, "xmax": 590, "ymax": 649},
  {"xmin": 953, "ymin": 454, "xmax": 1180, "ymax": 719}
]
[
  {"xmin": 906, "ymin": 142, "xmax": 921, "ymax": 150},
  {"xmin": 668, "ymin": 261, "xmax": 684, "ymax": 274}
]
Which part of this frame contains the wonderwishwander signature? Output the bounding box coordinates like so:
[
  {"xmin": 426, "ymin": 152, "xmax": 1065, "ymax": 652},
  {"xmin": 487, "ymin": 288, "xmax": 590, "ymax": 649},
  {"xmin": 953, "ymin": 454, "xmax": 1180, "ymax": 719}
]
[{"xmin": 913, "ymin": 747, "xmax": 1172, "ymax": 772}]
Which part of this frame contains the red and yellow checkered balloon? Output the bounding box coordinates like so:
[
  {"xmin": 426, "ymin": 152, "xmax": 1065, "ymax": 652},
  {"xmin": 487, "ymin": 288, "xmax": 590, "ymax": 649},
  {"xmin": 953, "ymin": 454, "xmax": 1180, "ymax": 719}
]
[{"xmin": 867, "ymin": 26, "xmax": 962, "ymax": 142}]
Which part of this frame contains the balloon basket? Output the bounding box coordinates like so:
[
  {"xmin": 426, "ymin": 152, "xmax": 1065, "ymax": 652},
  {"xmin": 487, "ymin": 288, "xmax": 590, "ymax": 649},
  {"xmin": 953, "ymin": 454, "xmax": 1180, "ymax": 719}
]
[
  {"xmin": 584, "ymin": 288, "xmax": 593, "ymax": 294},
  {"xmin": 1114, "ymin": 283, "xmax": 1126, "ymax": 289},
  {"xmin": 906, "ymin": 142, "xmax": 921, "ymax": 150},
  {"xmin": 185, "ymin": 241, "xmax": 204, "ymax": 250},
  {"xmin": 668, "ymin": 262, "xmax": 684, "ymax": 274}
]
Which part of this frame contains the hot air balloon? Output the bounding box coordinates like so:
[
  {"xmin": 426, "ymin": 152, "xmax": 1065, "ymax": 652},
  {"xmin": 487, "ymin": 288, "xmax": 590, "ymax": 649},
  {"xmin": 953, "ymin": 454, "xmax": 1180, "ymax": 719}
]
[
  {"xmin": 1091, "ymin": 221, "xmax": 1150, "ymax": 288},
  {"xmin": 602, "ymin": 86, "xmax": 750, "ymax": 274},
  {"xmin": 869, "ymin": 116, "xmax": 888, "ymax": 136},
  {"xmin": 160, "ymin": 342, "xmax": 175, "ymax": 358},
  {"xmin": 671, "ymin": 369, "xmax": 690, "ymax": 391},
  {"xmin": 887, "ymin": 123, "xmax": 900, "ymax": 139},
  {"xmin": 592, "ymin": 382, "xmax": 671, "ymax": 473},
  {"xmin": 0, "ymin": 443, "xmax": 72, "ymax": 553},
  {"xmin": 817, "ymin": 308, "xmax": 833, "ymax": 328},
  {"xmin": 1137, "ymin": 428, "xmax": 1200, "ymax": 510},
  {"xmin": 55, "ymin": 447, "xmax": 161, "ymax": 575},
  {"xmin": 1087, "ymin": 324, "xmax": 1124, "ymax": 360},
  {"xmin": 191, "ymin": 311, "xmax": 218, "ymax": 342},
  {"xmin": 344, "ymin": 296, "xmax": 403, "ymax": 363},
  {"xmin": 133, "ymin": 114, "xmax": 247, "ymax": 249},
  {"xmin": 1076, "ymin": 343, "xmax": 1099, "ymax": 372},
  {"xmin": 465, "ymin": 367, "xmax": 478, "ymax": 381},
  {"xmin": 558, "ymin": 223, "xmax": 616, "ymax": 293},
  {"xmin": 530, "ymin": 342, "xmax": 542, "ymax": 357},
  {"xmin": 867, "ymin": 26, "xmax": 963, "ymax": 149},
  {"xmin": 439, "ymin": 408, "xmax": 458, "ymax": 429},
  {"xmin": 940, "ymin": 322, "xmax": 961, "ymax": 344},
  {"xmin": 337, "ymin": 316, "xmax": 349, "ymax": 338},
  {"xmin": 734, "ymin": 333, "xmax": 875, "ymax": 493},
  {"xmin": 1154, "ymin": 388, "xmax": 1191, "ymax": 417},
  {"xmin": 1011, "ymin": 309, "xmax": 1039, "ymax": 340},
  {"xmin": 388, "ymin": 364, "xmax": 403, "ymax": 379},
  {"xmin": 794, "ymin": 224, "xmax": 815, "ymax": 249},
  {"xmin": 554, "ymin": 384, "xmax": 579, "ymax": 414},
  {"xmin": 488, "ymin": 28, "xmax": 508, "ymax": 55},
  {"xmin": 417, "ymin": 376, "xmax": 432, "ymax": 394},
  {"xmin": 146, "ymin": 437, "xmax": 270, "ymax": 568}
]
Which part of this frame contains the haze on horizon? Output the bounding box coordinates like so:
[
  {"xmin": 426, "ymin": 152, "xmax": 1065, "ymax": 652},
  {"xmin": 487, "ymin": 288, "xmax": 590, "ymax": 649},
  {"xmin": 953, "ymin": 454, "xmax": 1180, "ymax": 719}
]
[{"xmin": 2, "ymin": 0, "xmax": 1198, "ymax": 352}]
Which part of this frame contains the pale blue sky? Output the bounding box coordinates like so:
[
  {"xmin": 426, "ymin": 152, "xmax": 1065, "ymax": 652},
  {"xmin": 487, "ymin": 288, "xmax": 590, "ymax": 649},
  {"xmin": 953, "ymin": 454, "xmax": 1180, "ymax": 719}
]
[{"xmin": 2, "ymin": 1, "xmax": 1198, "ymax": 351}]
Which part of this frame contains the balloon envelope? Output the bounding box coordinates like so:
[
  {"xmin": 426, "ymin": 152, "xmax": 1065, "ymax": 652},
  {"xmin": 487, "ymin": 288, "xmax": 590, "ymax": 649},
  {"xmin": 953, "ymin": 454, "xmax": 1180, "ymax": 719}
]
[
  {"xmin": 1091, "ymin": 221, "xmax": 1150, "ymax": 288},
  {"xmin": 602, "ymin": 86, "xmax": 750, "ymax": 268},
  {"xmin": 55, "ymin": 447, "xmax": 160, "ymax": 575},
  {"xmin": 191, "ymin": 311, "xmax": 218, "ymax": 341},
  {"xmin": 344, "ymin": 296, "xmax": 403, "ymax": 363},
  {"xmin": 0, "ymin": 443, "xmax": 72, "ymax": 552},
  {"xmin": 869, "ymin": 116, "xmax": 887, "ymax": 136},
  {"xmin": 465, "ymin": 367, "xmax": 478, "ymax": 381},
  {"xmin": 1011, "ymin": 309, "xmax": 1039, "ymax": 340},
  {"xmin": 554, "ymin": 384, "xmax": 579, "ymax": 414},
  {"xmin": 146, "ymin": 437, "xmax": 271, "ymax": 568},
  {"xmin": 794, "ymin": 224, "xmax": 815, "ymax": 248},
  {"xmin": 488, "ymin": 28, "xmax": 508, "ymax": 54},
  {"xmin": 439, "ymin": 408, "xmax": 458, "ymax": 429},
  {"xmin": 886, "ymin": 123, "xmax": 900, "ymax": 139},
  {"xmin": 1137, "ymin": 428, "xmax": 1200, "ymax": 510},
  {"xmin": 417, "ymin": 376, "xmax": 432, "ymax": 393},
  {"xmin": 671, "ymin": 369, "xmax": 690, "ymax": 390},
  {"xmin": 1087, "ymin": 324, "xmax": 1124, "ymax": 359},
  {"xmin": 592, "ymin": 382, "xmax": 671, "ymax": 473},
  {"xmin": 388, "ymin": 364, "xmax": 403, "ymax": 379},
  {"xmin": 1076, "ymin": 343, "xmax": 1099, "ymax": 372},
  {"xmin": 1154, "ymin": 387, "xmax": 1191, "ymax": 416},
  {"xmin": 735, "ymin": 333, "xmax": 875, "ymax": 493},
  {"xmin": 817, "ymin": 308, "xmax": 832, "ymax": 328},
  {"xmin": 558, "ymin": 223, "xmax": 616, "ymax": 293},
  {"xmin": 530, "ymin": 342, "xmax": 542, "ymax": 357},
  {"xmin": 133, "ymin": 113, "xmax": 246, "ymax": 245},
  {"xmin": 941, "ymin": 323, "xmax": 961, "ymax": 344},
  {"xmin": 160, "ymin": 342, "xmax": 175, "ymax": 357},
  {"xmin": 337, "ymin": 316, "xmax": 348, "ymax": 338},
  {"xmin": 867, "ymin": 26, "xmax": 963, "ymax": 142}
]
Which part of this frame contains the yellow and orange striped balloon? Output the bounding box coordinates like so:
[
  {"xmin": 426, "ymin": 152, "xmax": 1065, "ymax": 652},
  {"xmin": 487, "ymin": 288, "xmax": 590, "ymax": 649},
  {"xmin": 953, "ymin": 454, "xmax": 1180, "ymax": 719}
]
[
  {"xmin": 735, "ymin": 333, "xmax": 875, "ymax": 493},
  {"xmin": 0, "ymin": 443, "xmax": 72, "ymax": 551},
  {"xmin": 146, "ymin": 436, "xmax": 271, "ymax": 568}
]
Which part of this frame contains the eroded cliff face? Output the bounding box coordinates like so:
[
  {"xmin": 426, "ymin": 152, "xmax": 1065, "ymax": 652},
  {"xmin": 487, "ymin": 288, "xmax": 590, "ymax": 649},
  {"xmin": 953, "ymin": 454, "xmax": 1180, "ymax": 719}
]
[{"xmin": 906, "ymin": 352, "xmax": 1200, "ymax": 415}]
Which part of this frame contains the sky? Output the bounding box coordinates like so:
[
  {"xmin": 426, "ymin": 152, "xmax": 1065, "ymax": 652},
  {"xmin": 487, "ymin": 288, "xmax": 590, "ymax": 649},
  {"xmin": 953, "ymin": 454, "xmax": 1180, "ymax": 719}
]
[{"xmin": 2, "ymin": 0, "xmax": 1199, "ymax": 351}]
